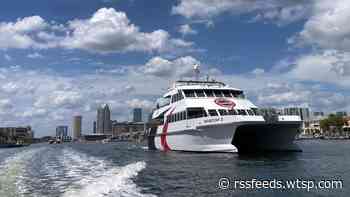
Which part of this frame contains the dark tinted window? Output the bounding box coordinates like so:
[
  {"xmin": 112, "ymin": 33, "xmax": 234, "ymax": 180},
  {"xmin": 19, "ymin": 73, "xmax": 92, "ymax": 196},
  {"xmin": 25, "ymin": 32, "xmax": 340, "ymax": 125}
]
[
  {"xmin": 183, "ymin": 90, "xmax": 195, "ymax": 97},
  {"xmin": 222, "ymin": 90, "xmax": 232, "ymax": 97},
  {"xmin": 231, "ymin": 90, "xmax": 245, "ymax": 98},
  {"xmin": 218, "ymin": 109, "xmax": 229, "ymax": 116},
  {"xmin": 204, "ymin": 90, "xmax": 214, "ymax": 97},
  {"xmin": 237, "ymin": 109, "xmax": 247, "ymax": 115},
  {"xmin": 195, "ymin": 90, "xmax": 205, "ymax": 97},
  {"xmin": 228, "ymin": 109, "xmax": 237, "ymax": 115},
  {"xmin": 208, "ymin": 109, "xmax": 218, "ymax": 116},
  {"xmin": 251, "ymin": 108, "xmax": 260, "ymax": 116},
  {"xmin": 187, "ymin": 108, "xmax": 207, "ymax": 119},
  {"xmin": 247, "ymin": 110, "xmax": 254, "ymax": 116},
  {"xmin": 214, "ymin": 90, "xmax": 223, "ymax": 97}
]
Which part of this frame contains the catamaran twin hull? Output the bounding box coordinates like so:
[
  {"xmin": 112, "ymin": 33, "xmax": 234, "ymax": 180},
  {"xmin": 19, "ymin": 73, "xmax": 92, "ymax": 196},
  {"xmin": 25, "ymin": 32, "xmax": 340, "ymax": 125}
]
[{"xmin": 148, "ymin": 121, "xmax": 302, "ymax": 153}]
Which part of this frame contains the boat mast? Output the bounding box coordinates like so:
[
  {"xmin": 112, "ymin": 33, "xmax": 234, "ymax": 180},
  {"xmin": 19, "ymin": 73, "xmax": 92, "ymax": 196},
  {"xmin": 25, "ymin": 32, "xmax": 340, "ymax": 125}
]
[{"xmin": 193, "ymin": 64, "xmax": 200, "ymax": 81}]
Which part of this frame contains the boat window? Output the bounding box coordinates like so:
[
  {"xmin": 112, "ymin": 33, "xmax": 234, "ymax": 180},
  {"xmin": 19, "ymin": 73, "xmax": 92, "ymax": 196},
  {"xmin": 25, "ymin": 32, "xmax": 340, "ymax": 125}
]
[
  {"xmin": 228, "ymin": 109, "xmax": 237, "ymax": 115},
  {"xmin": 179, "ymin": 92, "xmax": 184, "ymax": 100},
  {"xmin": 251, "ymin": 108, "xmax": 260, "ymax": 116},
  {"xmin": 182, "ymin": 111, "xmax": 187, "ymax": 120},
  {"xmin": 175, "ymin": 113, "xmax": 179, "ymax": 121},
  {"xmin": 204, "ymin": 90, "xmax": 214, "ymax": 97},
  {"xmin": 218, "ymin": 109, "xmax": 229, "ymax": 116},
  {"xmin": 231, "ymin": 90, "xmax": 245, "ymax": 99},
  {"xmin": 208, "ymin": 109, "xmax": 219, "ymax": 116},
  {"xmin": 187, "ymin": 108, "xmax": 207, "ymax": 119},
  {"xmin": 214, "ymin": 90, "xmax": 223, "ymax": 97},
  {"xmin": 195, "ymin": 90, "xmax": 205, "ymax": 97},
  {"xmin": 247, "ymin": 109, "xmax": 254, "ymax": 116},
  {"xmin": 183, "ymin": 90, "xmax": 195, "ymax": 98},
  {"xmin": 156, "ymin": 97, "xmax": 170, "ymax": 108},
  {"xmin": 237, "ymin": 109, "xmax": 247, "ymax": 115},
  {"xmin": 222, "ymin": 90, "xmax": 233, "ymax": 97}
]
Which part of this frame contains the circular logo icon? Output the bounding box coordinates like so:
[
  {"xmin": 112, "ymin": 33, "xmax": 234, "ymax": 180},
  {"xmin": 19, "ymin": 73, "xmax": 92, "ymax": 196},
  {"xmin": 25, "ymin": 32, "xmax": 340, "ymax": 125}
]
[{"xmin": 214, "ymin": 98, "xmax": 235, "ymax": 108}]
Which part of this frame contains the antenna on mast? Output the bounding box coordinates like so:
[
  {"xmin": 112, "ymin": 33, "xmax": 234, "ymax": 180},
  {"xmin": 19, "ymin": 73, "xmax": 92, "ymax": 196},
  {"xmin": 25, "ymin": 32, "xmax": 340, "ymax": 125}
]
[{"xmin": 193, "ymin": 63, "xmax": 200, "ymax": 80}]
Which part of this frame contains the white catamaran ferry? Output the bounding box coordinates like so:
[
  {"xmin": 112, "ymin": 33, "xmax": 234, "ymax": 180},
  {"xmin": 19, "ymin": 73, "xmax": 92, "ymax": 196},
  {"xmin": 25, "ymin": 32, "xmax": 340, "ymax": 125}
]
[{"xmin": 147, "ymin": 66, "xmax": 302, "ymax": 153}]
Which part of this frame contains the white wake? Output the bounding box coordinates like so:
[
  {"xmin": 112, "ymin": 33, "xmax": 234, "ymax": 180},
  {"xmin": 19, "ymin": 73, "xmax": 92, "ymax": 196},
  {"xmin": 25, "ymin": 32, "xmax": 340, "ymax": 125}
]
[
  {"xmin": 61, "ymin": 148, "xmax": 156, "ymax": 197},
  {"xmin": 0, "ymin": 147, "xmax": 45, "ymax": 197}
]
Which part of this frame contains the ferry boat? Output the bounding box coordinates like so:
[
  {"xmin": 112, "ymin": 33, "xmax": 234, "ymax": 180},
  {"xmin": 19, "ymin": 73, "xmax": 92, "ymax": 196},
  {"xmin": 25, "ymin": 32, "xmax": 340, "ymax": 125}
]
[{"xmin": 147, "ymin": 67, "xmax": 302, "ymax": 153}]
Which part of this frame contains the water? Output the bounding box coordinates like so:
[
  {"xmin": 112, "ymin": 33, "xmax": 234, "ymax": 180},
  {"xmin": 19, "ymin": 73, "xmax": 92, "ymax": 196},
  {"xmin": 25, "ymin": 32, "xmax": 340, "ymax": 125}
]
[{"xmin": 0, "ymin": 140, "xmax": 349, "ymax": 197}]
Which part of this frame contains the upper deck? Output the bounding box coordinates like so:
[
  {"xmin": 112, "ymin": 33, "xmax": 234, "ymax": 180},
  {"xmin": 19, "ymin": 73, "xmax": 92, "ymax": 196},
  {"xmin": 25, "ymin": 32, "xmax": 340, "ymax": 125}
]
[{"xmin": 163, "ymin": 80, "xmax": 243, "ymax": 98}]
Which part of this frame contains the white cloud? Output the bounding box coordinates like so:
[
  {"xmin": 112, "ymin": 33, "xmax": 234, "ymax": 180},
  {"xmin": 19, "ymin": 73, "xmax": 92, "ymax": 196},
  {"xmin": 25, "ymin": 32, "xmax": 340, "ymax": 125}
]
[
  {"xmin": 126, "ymin": 98, "xmax": 154, "ymax": 110},
  {"xmin": 290, "ymin": 0, "xmax": 350, "ymax": 51},
  {"xmin": 1, "ymin": 82, "xmax": 19, "ymax": 94},
  {"xmin": 178, "ymin": 24, "xmax": 197, "ymax": 36},
  {"xmin": 60, "ymin": 8, "xmax": 193, "ymax": 54},
  {"xmin": 286, "ymin": 50, "xmax": 350, "ymax": 86},
  {"xmin": 140, "ymin": 56, "xmax": 201, "ymax": 78},
  {"xmin": 172, "ymin": 0, "xmax": 311, "ymax": 25},
  {"xmin": 251, "ymin": 68, "xmax": 265, "ymax": 75},
  {"xmin": 0, "ymin": 99, "xmax": 13, "ymax": 110},
  {"xmin": 0, "ymin": 8, "xmax": 194, "ymax": 55},
  {"xmin": 0, "ymin": 16, "xmax": 49, "ymax": 49},
  {"xmin": 27, "ymin": 52, "xmax": 44, "ymax": 59}
]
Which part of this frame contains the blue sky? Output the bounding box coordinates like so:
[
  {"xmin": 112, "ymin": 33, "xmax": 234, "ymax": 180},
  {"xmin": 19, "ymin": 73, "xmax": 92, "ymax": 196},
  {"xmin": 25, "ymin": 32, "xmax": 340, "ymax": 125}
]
[{"xmin": 0, "ymin": 0, "xmax": 349, "ymax": 136}]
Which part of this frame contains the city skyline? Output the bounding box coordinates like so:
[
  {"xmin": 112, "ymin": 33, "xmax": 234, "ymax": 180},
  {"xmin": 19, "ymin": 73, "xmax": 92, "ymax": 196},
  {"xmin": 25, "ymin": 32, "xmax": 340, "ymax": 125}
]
[{"xmin": 0, "ymin": 0, "xmax": 350, "ymax": 136}]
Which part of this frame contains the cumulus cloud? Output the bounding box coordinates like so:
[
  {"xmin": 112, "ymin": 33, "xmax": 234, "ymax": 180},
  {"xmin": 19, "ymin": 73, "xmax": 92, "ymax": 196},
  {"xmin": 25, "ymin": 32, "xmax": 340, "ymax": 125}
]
[
  {"xmin": 178, "ymin": 24, "xmax": 197, "ymax": 36},
  {"xmin": 0, "ymin": 16, "xmax": 50, "ymax": 49},
  {"xmin": 126, "ymin": 98, "xmax": 154, "ymax": 110},
  {"xmin": 0, "ymin": 8, "xmax": 194, "ymax": 54},
  {"xmin": 290, "ymin": 0, "xmax": 350, "ymax": 51},
  {"xmin": 285, "ymin": 50, "xmax": 350, "ymax": 86},
  {"xmin": 172, "ymin": 0, "xmax": 311, "ymax": 25},
  {"xmin": 140, "ymin": 56, "xmax": 201, "ymax": 78}
]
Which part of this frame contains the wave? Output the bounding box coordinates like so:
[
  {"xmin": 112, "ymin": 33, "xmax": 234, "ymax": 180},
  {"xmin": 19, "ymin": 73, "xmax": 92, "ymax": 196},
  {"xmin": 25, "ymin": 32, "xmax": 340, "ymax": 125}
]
[
  {"xmin": 61, "ymin": 148, "xmax": 156, "ymax": 197},
  {"xmin": 0, "ymin": 147, "xmax": 45, "ymax": 197}
]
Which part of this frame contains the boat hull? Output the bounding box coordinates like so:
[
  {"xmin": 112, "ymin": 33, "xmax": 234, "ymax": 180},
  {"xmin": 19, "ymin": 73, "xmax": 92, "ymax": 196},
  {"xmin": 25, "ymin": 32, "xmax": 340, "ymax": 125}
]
[
  {"xmin": 149, "ymin": 121, "xmax": 301, "ymax": 153},
  {"xmin": 233, "ymin": 122, "xmax": 302, "ymax": 153},
  {"xmin": 154, "ymin": 123, "xmax": 238, "ymax": 153}
]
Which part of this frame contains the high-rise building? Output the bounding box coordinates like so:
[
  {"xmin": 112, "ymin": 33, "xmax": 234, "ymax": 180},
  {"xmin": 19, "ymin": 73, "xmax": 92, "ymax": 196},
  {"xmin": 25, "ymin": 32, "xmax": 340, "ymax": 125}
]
[
  {"xmin": 96, "ymin": 104, "xmax": 112, "ymax": 134},
  {"xmin": 283, "ymin": 107, "xmax": 310, "ymax": 121},
  {"xmin": 93, "ymin": 121, "xmax": 97, "ymax": 133},
  {"xmin": 133, "ymin": 108, "xmax": 142, "ymax": 122},
  {"xmin": 73, "ymin": 115, "xmax": 82, "ymax": 139},
  {"xmin": 313, "ymin": 111, "xmax": 325, "ymax": 117},
  {"xmin": 56, "ymin": 126, "xmax": 68, "ymax": 138}
]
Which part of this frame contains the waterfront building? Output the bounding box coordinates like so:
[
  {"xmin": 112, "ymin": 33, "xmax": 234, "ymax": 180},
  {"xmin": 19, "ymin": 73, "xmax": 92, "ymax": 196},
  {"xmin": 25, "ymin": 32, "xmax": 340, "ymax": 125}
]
[
  {"xmin": 73, "ymin": 115, "xmax": 82, "ymax": 139},
  {"xmin": 0, "ymin": 126, "xmax": 33, "ymax": 144},
  {"xmin": 133, "ymin": 108, "xmax": 142, "ymax": 122},
  {"xmin": 336, "ymin": 111, "xmax": 347, "ymax": 117},
  {"xmin": 112, "ymin": 121, "xmax": 145, "ymax": 138},
  {"xmin": 313, "ymin": 111, "xmax": 324, "ymax": 117},
  {"xmin": 283, "ymin": 108, "xmax": 310, "ymax": 121},
  {"xmin": 96, "ymin": 104, "xmax": 112, "ymax": 134},
  {"xmin": 56, "ymin": 126, "xmax": 68, "ymax": 138}
]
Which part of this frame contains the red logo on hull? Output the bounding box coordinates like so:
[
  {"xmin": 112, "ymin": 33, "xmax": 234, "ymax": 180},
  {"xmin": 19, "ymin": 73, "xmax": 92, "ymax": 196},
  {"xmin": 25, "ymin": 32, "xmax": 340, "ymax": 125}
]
[{"xmin": 214, "ymin": 98, "xmax": 236, "ymax": 108}]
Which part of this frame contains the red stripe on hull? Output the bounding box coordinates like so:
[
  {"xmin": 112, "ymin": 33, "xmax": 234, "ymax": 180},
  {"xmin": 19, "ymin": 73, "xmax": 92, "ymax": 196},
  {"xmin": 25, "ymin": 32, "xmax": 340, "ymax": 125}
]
[{"xmin": 160, "ymin": 108, "xmax": 175, "ymax": 151}]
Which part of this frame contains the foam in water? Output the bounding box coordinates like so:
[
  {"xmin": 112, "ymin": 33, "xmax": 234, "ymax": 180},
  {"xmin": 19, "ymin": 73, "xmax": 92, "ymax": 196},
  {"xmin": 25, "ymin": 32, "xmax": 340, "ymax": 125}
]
[
  {"xmin": 0, "ymin": 148, "xmax": 44, "ymax": 197},
  {"xmin": 61, "ymin": 148, "xmax": 156, "ymax": 197}
]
